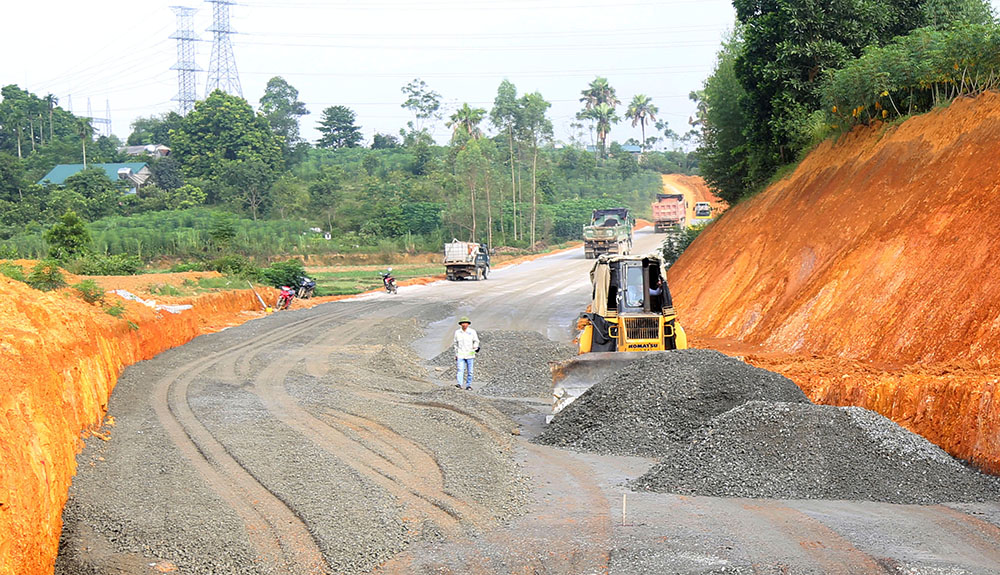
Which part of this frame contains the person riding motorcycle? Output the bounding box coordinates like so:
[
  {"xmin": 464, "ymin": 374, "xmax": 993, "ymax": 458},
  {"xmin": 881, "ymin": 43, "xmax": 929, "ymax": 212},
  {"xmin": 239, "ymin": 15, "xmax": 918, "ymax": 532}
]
[{"xmin": 379, "ymin": 267, "xmax": 398, "ymax": 294}]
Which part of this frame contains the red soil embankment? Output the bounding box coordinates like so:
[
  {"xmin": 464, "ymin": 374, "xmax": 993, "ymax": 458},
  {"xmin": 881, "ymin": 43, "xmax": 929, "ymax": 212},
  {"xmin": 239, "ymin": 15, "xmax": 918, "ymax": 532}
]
[
  {"xmin": 668, "ymin": 92, "xmax": 1000, "ymax": 472},
  {"xmin": 0, "ymin": 274, "xmax": 266, "ymax": 575}
]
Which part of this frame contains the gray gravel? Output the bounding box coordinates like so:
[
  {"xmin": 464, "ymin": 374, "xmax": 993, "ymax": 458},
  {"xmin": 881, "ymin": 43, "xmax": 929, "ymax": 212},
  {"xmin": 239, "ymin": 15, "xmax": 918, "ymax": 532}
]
[
  {"xmin": 429, "ymin": 330, "xmax": 576, "ymax": 398},
  {"xmin": 534, "ymin": 349, "xmax": 810, "ymax": 456},
  {"xmin": 633, "ymin": 401, "xmax": 1000, "ymax": 504}
]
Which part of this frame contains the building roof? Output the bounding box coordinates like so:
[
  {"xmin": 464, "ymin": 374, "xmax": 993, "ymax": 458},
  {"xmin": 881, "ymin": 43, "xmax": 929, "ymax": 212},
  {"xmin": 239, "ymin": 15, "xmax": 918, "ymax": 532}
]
[{"xmin": 38, "ymin": 163, "xmax": 149, "ymax": 186}]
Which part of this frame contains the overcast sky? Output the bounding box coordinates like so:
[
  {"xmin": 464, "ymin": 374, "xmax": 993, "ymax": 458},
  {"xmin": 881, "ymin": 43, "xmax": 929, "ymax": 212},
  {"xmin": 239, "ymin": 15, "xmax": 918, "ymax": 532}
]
[{"xmin": 3, "ymin": 0, "xmax": 997, "ymax": 149}]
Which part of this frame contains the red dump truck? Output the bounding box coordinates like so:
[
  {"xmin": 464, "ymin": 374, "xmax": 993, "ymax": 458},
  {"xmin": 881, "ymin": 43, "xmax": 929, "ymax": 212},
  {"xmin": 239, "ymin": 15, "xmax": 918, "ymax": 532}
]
[{"xmin": 652, "ymin": 193, "xmax": 687, "ymax": 232}]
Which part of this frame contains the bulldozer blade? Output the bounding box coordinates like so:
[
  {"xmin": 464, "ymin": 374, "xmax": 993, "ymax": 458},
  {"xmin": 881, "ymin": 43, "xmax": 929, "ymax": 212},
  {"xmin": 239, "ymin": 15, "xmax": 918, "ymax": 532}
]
[{"xmin": 550, "ymin": 351, "xmax": 664, "ymax": 418}]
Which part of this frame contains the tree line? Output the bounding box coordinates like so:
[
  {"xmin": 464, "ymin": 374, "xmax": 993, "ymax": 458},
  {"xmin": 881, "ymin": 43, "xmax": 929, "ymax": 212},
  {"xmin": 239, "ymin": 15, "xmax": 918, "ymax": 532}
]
[
  {"xmin": 0, "ymin": 76, "xmax": 697, "ymax": 264},
  {"xmin": 693, "ymin": 0, "xmax": 997, "ymax": 205}
]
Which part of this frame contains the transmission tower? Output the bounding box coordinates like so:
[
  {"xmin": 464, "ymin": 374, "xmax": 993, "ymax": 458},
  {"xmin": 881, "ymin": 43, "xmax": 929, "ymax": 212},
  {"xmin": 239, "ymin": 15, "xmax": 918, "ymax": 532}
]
[
  {"xmin": 170, "ymin": 6, "xmax": 201, "ymax": 115},
  {"xmin": 204, "ymin": 0, "xmax": 242, "ymax": 98},
  {"xmin": 86, "ymin": 97, "xmax": 112, "ymax": 137}
]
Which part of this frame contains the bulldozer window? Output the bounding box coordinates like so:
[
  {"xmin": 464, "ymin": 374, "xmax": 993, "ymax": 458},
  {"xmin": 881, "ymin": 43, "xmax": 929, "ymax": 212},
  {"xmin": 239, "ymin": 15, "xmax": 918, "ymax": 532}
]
[{"xmin": 624, "ymin": 265, "xmax": 645, "ymax": 309}]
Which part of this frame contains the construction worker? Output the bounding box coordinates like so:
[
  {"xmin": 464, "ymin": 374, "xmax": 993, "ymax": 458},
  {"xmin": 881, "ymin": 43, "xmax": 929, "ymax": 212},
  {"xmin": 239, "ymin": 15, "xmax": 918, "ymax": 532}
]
[{"xmin": 453, "ymin": 316, "xmax": 479, "ymax": 390}]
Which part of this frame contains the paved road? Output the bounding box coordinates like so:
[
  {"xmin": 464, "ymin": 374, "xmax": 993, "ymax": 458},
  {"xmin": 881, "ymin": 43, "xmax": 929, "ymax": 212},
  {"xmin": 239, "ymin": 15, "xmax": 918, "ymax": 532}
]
[{"xmin": 57, "ymin": 227, "xmax": 1000, "ymax": 574}]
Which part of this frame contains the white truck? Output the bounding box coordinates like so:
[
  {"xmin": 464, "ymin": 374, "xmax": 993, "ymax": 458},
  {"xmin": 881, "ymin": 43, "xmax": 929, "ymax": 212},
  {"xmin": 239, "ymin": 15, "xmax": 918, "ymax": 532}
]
[{"xmin": 443, "ymin": 239, "xmax": 491, "ymax": 281}]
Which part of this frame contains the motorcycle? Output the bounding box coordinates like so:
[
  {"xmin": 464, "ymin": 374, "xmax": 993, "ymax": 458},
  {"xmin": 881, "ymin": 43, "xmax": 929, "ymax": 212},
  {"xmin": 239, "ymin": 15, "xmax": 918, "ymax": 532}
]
[
  {"xmin": 297, "ymin": 277, "xmax": 316, "ymax": 299},
  {"xmin": 380, "ymin": 273, "xmax": 398, "ymax": 295},
  {"xmin": 276, "ymin": 285, "xmax": 295, "ymax": 310}
]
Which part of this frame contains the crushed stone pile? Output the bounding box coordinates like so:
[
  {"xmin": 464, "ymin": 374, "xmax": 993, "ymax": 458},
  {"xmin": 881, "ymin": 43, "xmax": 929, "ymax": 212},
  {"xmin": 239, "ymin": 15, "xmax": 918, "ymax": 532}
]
[
  {"xmin": 430, "ymin": 330, "xmax": 575, "ymax": 398},
  {"xmin": 632, "ymin": 401, "xmax": 1000, "ymax": 504},
  {"xmin": 535, "ymin": 349, "xmax": 810, "ymax": 456}
]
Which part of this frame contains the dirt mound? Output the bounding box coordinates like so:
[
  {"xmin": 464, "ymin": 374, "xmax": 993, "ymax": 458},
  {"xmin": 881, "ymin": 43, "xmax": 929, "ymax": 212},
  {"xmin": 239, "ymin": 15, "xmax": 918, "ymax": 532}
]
[
  {"xmin": 534, "ymin": 350, "xmax": 809, "ymax": 456},
  {"xmin": 430, "ymin": 330, "xmax": 575, "ymax": 398},
  {"xmin": 633, "ymin": 401, "xmax": 1000, "ymax": 504},
  {"xmin": 668, "ymin": 92, "xmax": 1000, "ymax": 472}
]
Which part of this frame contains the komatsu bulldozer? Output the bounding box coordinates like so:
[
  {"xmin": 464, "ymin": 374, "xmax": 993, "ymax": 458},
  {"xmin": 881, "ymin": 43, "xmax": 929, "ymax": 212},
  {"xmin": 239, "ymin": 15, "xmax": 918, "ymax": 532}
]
[{"xmin": 551, "ymin": 253, "xmax": 687, "ymax": 415}]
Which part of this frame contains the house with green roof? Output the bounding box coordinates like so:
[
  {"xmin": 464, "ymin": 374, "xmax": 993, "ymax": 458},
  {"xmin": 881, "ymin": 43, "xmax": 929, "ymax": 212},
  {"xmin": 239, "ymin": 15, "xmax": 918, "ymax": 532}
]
[{"xmin": 38, "ymin": 163, "xmax": 151, "ymax": 194}]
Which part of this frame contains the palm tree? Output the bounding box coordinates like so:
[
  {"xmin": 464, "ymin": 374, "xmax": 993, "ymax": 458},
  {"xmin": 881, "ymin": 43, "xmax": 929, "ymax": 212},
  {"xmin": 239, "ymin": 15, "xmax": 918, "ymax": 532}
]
[
  {"xmin": 579, "ymin": 77, "xmax": 620, "ymax": 111},
  {"xmin": 447, "ymin": 103, "xmax": 487, "ymax": 142},
  {"xmin": 44, "ymin": 94, "xmax": 58, "ymax": 142},
  {"xmin": 77, "ymin": 117, "xmax": 94, "ymax": 168},
  {"xmin": 581, "ymin": 103, "xmax": 619, "ymax": 157},
  {"xmin": 625, "ymin": 94, "xmax": 658, "ymax": 151}
]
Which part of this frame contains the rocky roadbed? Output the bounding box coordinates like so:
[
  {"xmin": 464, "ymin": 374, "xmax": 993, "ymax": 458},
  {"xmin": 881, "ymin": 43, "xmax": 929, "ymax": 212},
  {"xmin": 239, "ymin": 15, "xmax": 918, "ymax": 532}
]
[
  {"xmin": 535, "ymin": 349, "xmax": 1000, "ymax": 504},
  {"xmin": 429, "ymin": 330, "xmax": 576, "ymax": 398},
  {"xmin": 633, "ymin": 401, "xmax": 1000, "ymax": 504},
  {"xmin": 535, "ymin": 349, "xmax": 810, "ymax": 456}
]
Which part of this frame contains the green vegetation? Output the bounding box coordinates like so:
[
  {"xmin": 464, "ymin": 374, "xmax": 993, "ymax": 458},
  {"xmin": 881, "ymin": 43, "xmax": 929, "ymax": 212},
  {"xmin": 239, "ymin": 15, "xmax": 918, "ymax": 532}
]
[
  {"xmin": 26, "ymin": 259, "xmax": 66, "ymax": 291},
  {"xmin": 1, "ymin": 74, "xmax": 696, "ymax": 271},
  {"xmin": 0, "ymin": 260, "xmax": 25, "ymax": 282},
  {"xmin": 694, "ymin": 0, "xmax": 997, "ymax": 204},
  {"xmin": 310, "ymin": 265, "xmax": 442, "ymax": 296},
  {"xmin": 662, "ymin": 224, "xmax": 709, "ymax": 265},
  {"xmin": 72, "ymin": 279, "xmax": 105, "ymax": 305}
]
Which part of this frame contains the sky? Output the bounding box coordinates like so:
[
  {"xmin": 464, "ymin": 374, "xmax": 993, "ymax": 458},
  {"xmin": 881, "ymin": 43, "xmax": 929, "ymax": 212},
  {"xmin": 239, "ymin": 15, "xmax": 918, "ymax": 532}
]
[{"xmin": 2, "ymin": 0, "xmax": 997, "ymax": 149}]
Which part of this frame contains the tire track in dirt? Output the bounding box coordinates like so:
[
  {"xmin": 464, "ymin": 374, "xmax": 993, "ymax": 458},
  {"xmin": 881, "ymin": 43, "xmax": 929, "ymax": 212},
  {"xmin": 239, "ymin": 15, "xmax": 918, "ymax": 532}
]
[
  {"xmin": 249, "ymin": 311, "xmax": 495, "ymax": 535},
  {"xmin": 151, "ymin": 311, "xmax": 337, "ymax": 574}
]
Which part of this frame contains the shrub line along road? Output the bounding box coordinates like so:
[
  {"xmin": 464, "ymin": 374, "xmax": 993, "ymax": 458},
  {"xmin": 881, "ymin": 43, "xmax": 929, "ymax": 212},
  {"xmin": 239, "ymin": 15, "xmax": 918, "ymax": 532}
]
[{"xmin": 56, "ymin": 226, "xmax": 1000, "ymax": 574}]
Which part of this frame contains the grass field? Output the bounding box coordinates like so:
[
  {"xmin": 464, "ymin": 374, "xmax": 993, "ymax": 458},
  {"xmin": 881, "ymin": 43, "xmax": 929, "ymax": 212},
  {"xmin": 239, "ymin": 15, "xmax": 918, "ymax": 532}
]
[{"xmin": 308, "ymin": 264, "xmax": 443, "ymax": 296}]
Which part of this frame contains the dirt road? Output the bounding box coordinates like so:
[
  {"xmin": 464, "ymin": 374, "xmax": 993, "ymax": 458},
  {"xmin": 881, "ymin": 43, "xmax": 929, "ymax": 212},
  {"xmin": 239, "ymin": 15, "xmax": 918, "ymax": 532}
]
[
  {"xmin": 56, "ymin": 226, "xmax": 1000, "ymax": 574},
  {"xmin": 661, "ymin": 174, "xmax": 726, "ymax": 224}
]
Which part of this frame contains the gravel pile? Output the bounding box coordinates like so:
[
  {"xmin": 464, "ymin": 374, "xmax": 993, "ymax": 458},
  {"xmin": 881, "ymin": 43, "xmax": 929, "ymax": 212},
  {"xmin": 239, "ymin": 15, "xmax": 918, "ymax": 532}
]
[
  {"xmin": 430, "ymin": 330, "xmax": 576, "ymax": 398},
  {"xmin": 633, "ymin": 401, "xmax": 1000, "ymax": 504},
  {"xmin": 535, "ymin": 349, "xmax": 809, "ymax": 456}
]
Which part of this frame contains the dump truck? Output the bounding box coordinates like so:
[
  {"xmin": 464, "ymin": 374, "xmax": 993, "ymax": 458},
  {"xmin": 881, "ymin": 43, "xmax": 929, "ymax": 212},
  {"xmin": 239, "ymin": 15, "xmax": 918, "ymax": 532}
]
[
  {"xmin": 443, "ymin": 239, "xmax": 490, "ymax": 281},
  {"xmin": 694, "ymin": 201, "xmax": 713, "ymax": 219},
  {"xmin": 550, "ymin": 253, "xmax": 687, "ymax": 415},
  {"xmin": 583, "ymin": 208, "xmax": 633, "ymax": 259},
  {"xmin": 652, "ymin": 193, "xmax": 687, "ymax": 232}
]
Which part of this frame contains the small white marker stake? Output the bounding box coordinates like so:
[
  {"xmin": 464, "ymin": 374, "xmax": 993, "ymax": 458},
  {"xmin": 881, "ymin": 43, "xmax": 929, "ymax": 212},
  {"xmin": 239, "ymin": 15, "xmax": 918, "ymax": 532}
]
[{"xmin": 622, "ymin": 493, "xmax": 627, "ymax": 526}]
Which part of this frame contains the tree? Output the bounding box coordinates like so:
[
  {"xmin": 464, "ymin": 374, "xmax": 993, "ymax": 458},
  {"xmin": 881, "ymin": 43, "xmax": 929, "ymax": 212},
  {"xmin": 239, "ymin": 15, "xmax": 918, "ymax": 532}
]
[
  {"xmin": 218, "ymin": 159, "xmax": 278, "ymax": 221},
  {"xmin": 170, "ymin": 91, "xmax": 284, "ymax": 182},
  {"xmin": 150, "ymin": 156, "xmax": 183, "ymax": 191},
  {"xmin": 259, "ymin": 76, "xmax": 309, "ymax": 160},
  {"xmin": 693, "ymin": 32, "xmax": 751, "ymax": 204},
  {"xmin": 579, "ymin": 76, "xmax": 620, "ymax": 111},
  {"xmin": 63, "ymin": 168, "xmax": 121, "ymax": 220},
  {"xmin": 43, "ymin": 94, "xmax": 57, "ymax": 143},
  {"xmin": 269, "ymin": 176, "xmax": 310, "ymax": 220},
  {"xmin": 625, "ymin": 95, "xmax": 658, "ymax": 151},
  {"xmin": 447, "ymin": 103, "xmax": 487, "ymax": 143},
  {"xmin": 579, "ymin": 103, "xmax": 618, "ymax": 158},
  {"xmin": 127, "ymin": 113, "xmax": 183, "ymax": 146},
  {"xmin": 490, "ymin": 80, "xmax": 520, "ymax": 241},
  {"xmin": 400, "ymin": 78, "xmax": 442, "ymax": 135},
  {"xmin": 44, "ymin": 210, "xmax": 91, "ymax": 260},
  {"xmin": 730, "ymin": 0, "xmax": 949, "ymax": 191},
  {"xmin": 76, "ymin": 118, "xmax": 94, "ymax": 166},
  {"xmin": 516, "ymin": 92, "xmax": 552, "ymax": 248},
  {"xmin": 316, "ymin": 106, "xmax": 363, "ymax": 149},
  {"xmin": 371, "ymin": 133, "xmax": 400, "ymax": 149},
  {"xmin": 578, "ymin": 77, "xmax": 620, "ymax": 157}
]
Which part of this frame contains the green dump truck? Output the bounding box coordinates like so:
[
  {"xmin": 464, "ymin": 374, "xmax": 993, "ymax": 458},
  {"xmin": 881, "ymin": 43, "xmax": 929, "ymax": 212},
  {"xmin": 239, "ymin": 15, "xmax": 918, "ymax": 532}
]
[{"xmin": 583, "ymin": 208, "xmax": 633, "ymax": 259}]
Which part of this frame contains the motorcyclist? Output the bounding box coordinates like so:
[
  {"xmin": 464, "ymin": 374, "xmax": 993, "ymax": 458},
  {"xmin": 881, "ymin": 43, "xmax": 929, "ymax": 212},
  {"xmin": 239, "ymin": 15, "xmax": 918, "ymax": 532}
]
[{"xmin": 379, "ymin": 267, "xmax": 395, "ymax": 291}]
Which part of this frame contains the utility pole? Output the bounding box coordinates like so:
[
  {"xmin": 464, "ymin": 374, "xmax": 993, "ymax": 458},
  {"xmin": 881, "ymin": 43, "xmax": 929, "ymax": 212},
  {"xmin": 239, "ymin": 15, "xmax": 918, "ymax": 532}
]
[
  {"xmin": 171, "ymin": 5, "xmax": 201, "ymax": 115},
  {"xmin": 204, "ymin": 0, "xmax": 242, "ymax": 98}
]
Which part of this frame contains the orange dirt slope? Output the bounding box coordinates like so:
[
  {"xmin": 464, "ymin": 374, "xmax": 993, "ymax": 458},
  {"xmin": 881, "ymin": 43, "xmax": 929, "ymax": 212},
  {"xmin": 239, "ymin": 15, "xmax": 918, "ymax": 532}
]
[
  {"xmin": 0, "ymin": 272, "xmax": 266, "ymax": 575},
  {"xmin": 668, "ymin": 92, "xmax": 1000, "ymax": 472}
]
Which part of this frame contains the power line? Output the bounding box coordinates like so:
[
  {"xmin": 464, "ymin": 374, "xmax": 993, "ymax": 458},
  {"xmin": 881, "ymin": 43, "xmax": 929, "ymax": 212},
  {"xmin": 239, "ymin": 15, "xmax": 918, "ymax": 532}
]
[{"xmin": 233, "ymin": 39, "xmax": 721, "ymax": 51}]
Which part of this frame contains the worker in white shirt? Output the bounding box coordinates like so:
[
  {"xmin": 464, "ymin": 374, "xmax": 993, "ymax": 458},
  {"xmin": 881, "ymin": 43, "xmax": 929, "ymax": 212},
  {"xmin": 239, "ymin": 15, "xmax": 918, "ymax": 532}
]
[{"xmin": 453, "ymin": 316, "xmax": 480, "ymax": 390}]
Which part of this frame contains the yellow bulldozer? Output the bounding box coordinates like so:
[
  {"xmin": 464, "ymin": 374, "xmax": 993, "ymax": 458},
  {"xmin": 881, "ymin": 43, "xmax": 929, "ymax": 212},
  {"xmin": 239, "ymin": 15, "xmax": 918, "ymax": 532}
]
[{"xmin": 551, "ymin": 253, "xmax": 688, "ymax": 415}]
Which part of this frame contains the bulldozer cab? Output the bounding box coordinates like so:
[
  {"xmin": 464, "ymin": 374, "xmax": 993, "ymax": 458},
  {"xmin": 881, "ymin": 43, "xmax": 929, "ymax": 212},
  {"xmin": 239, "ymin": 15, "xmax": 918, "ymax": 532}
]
[{"xmin": 591, "ymin": 254, "xmax": 673, "ymax": 318}]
